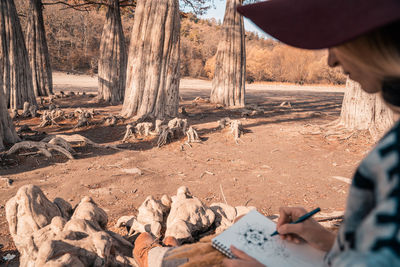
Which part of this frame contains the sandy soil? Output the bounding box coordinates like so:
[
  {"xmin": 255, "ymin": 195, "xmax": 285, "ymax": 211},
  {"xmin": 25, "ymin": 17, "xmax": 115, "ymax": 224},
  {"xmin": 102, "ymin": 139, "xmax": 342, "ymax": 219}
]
[{"xmin": 0, "ymin": 74, "xmax": 372, "ymax": 265}]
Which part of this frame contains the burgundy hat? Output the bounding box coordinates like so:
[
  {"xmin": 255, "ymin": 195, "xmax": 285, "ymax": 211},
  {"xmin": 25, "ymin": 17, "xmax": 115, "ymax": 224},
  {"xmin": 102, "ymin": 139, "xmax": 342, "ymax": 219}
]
[{"xmin": 237, "ymin": 0, "xmax": 400, "ymax": 49}]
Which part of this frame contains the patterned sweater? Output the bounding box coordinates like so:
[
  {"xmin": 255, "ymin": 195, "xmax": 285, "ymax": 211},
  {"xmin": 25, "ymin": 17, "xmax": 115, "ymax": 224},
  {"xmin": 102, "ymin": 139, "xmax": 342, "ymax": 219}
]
[{"xmin": 325, "ymin": 121, "xmax": 400, "ymax": 266}]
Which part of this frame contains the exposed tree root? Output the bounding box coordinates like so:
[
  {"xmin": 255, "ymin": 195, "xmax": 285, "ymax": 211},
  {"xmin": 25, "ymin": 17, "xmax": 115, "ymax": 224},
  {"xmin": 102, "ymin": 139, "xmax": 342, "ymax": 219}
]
[
  {"xmin": 136, "ymin": 122, "xmax": 153, "ymax": 136},
  {"xmin": 122, "ymin": 117, "xmax": 199, "ymax": 148},
  {"xmin": 73, "ymin": 113, "xmax": 89, "ymax": 129},
  {"xmin": 230, "ymin": 120, "xmax": 244, "ymax": 144},
  {"xmin": 218, "ymin": 117, "xmax": 231, "ymax": 129},
  {"xmin": 279, "ymin": 101, "xmax": 292, "ymax": 108},
  {"xmin": 153, "ymin": 119, "xmax": 164, "ymax": 135},
  {"xmin": 168, "ymin": 118, "xmax": 187, "ymax": 135},
  {"xmin": 241, "ymin": 104, "xmax": 264, "ymax": 117},
  {"xmin": 48, "ymin": 137, "xmax": 75, "ymax": 154},
  {"xmin": 218, "ymin": 117, "xmax": 244, "ymax": 144},
  {"xmin": 39, "ymin": 109, "xmax": 66, "ymax": 128},
  {"xmin": 186, "ymin": 126, "xmax": 201, "ymax": 144},
  {"xmin": 42, "ymin": 134, "xmax": 121, "ymax": 150},
  {"xmin": 17, "ymin": 125, "xmax": 35, "ymax": 135},
  {"xmin": 300, "ymin": 119, "xmax": 379, "ymax": 142},
  {"xmin": 122, "ymin": 124, "xmax": 135, "ymax": 142},
  {"xmin": 103, "ymin": 115, "xmax": 123, "ymax": 127},
  {"xmin": 192, "ymin": 97, "xmax": 210, "ymax": 103},
  {"xmin": 21, "ymin": 102, "xmax": 38, "ymax": 118},
  {"xmin": 6, "ymin": 141, "xmax": 74, "ymax": 159},
  {"xmin": 157, "ymin": 125, "xmax": 174, "ymax": 147}
]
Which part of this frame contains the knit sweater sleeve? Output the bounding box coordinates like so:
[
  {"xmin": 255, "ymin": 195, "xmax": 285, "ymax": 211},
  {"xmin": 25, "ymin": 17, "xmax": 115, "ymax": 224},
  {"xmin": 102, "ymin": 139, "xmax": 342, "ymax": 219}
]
[{"xmin": 325, "ymin": 123, "xmax": 400, "ymax": 267}]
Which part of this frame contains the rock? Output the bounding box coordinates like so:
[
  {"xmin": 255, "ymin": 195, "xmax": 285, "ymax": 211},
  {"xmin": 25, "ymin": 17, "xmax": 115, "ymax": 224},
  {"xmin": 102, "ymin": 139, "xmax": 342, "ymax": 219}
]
[
  {"xmin": 53, "ymin": 197, "xmax": 73, "ymax": 219},
  {"xmin": 116, "ymin": 215, "xmax": 135, "ymax": 228},
  {"xmin": 165, "ymin": 186, "xmax": 215, "ymax": 243},
  {"xmin": 89, "ymin": 188, "xmax": 112, "ymax": 196},
  {"xmin": 71, "ymin": 196, "xmax": 108, "ymax": 230},
  {"xmin": 5, "ymin": 185, "xmax": 135, "ymax": 267},
  {"xmin": 122, "ymin": 168, "xmax": 143, "ymax": 175},
  {"xmin": 210, "ymin": 203, "xmax": 237, "ymax": 233},
  {"xmin": 124, "ymin": 195, "xmax": 169, "ymax": 238},
  {"xmin": 1, "ymin": 177, "xmax": 13, "ymax": 187}
]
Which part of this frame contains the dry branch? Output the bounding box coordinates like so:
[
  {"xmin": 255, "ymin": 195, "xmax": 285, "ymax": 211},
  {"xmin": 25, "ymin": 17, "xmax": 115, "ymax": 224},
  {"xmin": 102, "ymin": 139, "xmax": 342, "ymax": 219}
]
[{"xmin": 6, "ymin": 141, "xmax": 74, "ymax": 159}]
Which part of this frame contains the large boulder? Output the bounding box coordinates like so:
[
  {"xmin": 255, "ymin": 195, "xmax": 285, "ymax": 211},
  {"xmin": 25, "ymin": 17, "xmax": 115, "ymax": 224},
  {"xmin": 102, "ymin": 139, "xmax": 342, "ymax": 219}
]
[
  {"xmin": 165, "ymin": 186, "xmax": 215, "ymax": 243},
  {"xmin": 6, "ymin": 185, "xmax": 135, "ymax": 267},
  {"xmin": 117, "ymin": 195, "xmax": 171, "ymax": 238}
]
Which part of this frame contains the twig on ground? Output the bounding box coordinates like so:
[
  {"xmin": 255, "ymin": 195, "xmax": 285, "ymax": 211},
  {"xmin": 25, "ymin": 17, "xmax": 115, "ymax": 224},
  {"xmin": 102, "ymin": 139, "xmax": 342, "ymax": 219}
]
[{"xmin": 220, "ymin": 184, "xmax": 227, "ymax": 205}]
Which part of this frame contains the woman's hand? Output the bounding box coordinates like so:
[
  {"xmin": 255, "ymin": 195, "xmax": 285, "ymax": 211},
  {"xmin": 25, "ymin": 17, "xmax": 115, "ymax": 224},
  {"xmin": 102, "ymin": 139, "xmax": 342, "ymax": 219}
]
[
  {"xmin": 276, "ymin": 207, "xmax": 336, "ymax": 252},
  {"xmin": 222, "ymin": 246, "xmax": 265, "ymax": 267}
]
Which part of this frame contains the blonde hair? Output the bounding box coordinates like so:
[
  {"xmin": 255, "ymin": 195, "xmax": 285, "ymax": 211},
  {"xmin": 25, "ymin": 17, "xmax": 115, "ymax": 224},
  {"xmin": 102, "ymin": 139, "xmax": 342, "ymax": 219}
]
[{"xmin": 335, "ymin": 21, "xmax": 400, "ymax": 80}]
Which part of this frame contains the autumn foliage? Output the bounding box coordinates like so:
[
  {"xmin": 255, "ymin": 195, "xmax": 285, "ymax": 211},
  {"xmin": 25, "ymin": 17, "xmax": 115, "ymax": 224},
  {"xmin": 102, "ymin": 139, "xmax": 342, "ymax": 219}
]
[{"xmin": 16, "ymin": 2, "xmax": 346, "ymax": 85}]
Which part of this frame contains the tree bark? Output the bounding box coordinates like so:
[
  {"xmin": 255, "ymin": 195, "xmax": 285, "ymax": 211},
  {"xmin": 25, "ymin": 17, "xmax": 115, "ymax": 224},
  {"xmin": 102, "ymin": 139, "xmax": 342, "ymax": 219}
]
[
  {"xmin": 97, "ymin": 0, "xmax": 127, "ymax": 104},
  {"xmin": 0, "ymin": 0, "xmax": 37, "ymax": 110},
  {"xmin": 26, "ymin": 0, "xmax": 53, "ymax": 97},
  {"xmin": 121, "ymin": 0, "xmax": 180, "ymax": 119},
  {"xmin": 210, "ymin": 0, "xmax": 245, "ymax": 107},
  {"xmin": 0, "ymin": 88, "xmax": 20, "ymax": 150},
  {"xmin": 338, "ymin": 78, "xmax": 395, "ymax": 138}
]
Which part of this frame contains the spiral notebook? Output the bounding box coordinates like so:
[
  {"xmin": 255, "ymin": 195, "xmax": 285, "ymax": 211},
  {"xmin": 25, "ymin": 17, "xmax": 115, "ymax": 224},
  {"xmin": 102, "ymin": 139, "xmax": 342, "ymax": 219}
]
[{"xmin": 212, "ymin": 210, "xmax": 325, "ymax": 267}]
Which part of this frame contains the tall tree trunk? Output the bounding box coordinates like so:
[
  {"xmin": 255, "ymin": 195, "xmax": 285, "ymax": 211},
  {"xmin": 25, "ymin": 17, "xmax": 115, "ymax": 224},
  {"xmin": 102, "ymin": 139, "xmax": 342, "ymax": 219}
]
[
  {"xmin": 210, "ymin": 0, "xmax": 245, "ymax": 107},
  {"xmin": 121, "ymin": 0, "xmax": 180, "ymax": 119},
  {"xmin": 0, "ymin": 0, "xmax": 37, "ymax": 110},
  {"xmin": 0, "ymin": 88, "xmax": 19, "ymax": 150},
  {"xmin": 26, "ymin": 0, "xmax": 53, "ymax": 97},
  {"xmin": 338, "ymin": 78, "xmax": 395, "ymax": 138},
  {"xmin": 97, "ymin": 0, "xmax": 126, "ymax": 104}
]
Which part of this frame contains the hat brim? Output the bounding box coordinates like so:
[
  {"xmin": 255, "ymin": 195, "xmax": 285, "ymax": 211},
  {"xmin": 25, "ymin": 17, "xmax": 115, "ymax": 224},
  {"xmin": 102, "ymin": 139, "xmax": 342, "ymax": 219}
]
[{"xmin": 237, "ymin": 0, "xmax": 400, "ymax": 49}]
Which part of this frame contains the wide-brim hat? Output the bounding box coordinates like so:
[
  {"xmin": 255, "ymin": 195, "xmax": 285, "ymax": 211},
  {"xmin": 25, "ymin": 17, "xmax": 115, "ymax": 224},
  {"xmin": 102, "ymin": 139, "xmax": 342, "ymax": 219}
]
[{"xmin": 237, "ymin": 0, "xmax": 400, "ymax": 49}]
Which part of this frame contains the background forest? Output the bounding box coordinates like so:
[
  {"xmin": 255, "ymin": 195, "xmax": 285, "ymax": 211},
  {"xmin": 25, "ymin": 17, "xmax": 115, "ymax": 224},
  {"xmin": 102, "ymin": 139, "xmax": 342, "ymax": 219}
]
[{"xmin": 16, "ymin": 2, "xmax": 346, "ymax": 85}]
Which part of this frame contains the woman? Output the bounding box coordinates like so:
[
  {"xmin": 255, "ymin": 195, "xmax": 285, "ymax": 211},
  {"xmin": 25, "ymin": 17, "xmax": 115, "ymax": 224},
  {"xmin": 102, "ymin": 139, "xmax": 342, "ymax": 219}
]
[{"xmin": 223, "ymin": 0, "xmax": 400, "ymax": 266}]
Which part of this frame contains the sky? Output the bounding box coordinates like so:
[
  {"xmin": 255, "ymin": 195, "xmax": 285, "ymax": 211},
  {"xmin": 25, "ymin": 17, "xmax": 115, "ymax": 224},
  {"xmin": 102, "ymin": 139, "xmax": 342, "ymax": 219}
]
[{"xmin": 199, "ymin": 1, "xmax": 269, "ymax": 38}]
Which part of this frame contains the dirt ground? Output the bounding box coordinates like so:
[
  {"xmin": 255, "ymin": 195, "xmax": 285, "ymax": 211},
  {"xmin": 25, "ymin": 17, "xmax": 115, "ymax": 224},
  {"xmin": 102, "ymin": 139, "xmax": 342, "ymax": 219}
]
[{"xmin": 0, "ymin": 73, "xmax": 375, "ymax": 264}]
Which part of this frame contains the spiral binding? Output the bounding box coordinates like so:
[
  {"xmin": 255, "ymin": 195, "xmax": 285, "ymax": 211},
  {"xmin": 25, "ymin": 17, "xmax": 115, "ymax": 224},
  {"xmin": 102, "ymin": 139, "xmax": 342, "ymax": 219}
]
[{"xmin": 212, "ymin": 240, "xmax": 235, "ymax": 259}]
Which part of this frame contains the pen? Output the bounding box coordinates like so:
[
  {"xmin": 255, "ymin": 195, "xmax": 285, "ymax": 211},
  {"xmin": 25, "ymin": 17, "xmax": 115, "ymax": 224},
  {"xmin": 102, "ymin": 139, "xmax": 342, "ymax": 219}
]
[{"xmin": 270, "ymin": 207, "xmax": 321, "ymax": 236}]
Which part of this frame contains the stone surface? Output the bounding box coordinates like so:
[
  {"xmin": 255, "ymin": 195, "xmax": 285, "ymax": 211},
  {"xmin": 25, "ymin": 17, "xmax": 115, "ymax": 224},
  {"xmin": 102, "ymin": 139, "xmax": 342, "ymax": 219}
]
[
  {"xmin": 210, "ymin": 203, "xmax": 237, "ymax": 233},
  {"xmin": 165, "ymin": 186, "xmax": 215, "ymax": 243},
  {"xmin": 6, "ymin": 185, "xmax": 135, "ymax": 267}
]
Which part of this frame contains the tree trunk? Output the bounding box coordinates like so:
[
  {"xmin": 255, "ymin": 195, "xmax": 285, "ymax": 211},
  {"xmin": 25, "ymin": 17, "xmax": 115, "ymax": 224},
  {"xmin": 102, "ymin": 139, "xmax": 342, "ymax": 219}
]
[
  {"xmin": 0, "ymin": 0, "xmax": 37, "ymax": 110},
  {"xmin": 121, "ymin": 0, "xmax": 180, "ymax": 119},
  {"xmin": 97, "ymin": 0, "xmax": 127, "ymax": 104},
  {"xmin": 0, "ymin": 88, "xmax": 20, "ymax": 150},
  {"xmin": 26, "ymin": 0, "xmax": 53, "ymax": 97},
  {"xmin": 338, "ymin": 78, "xmax": 395, "ymax": 138},
  {"xmin": 210, "ymin": 0, "xmax": 245, "ymax": 107}
]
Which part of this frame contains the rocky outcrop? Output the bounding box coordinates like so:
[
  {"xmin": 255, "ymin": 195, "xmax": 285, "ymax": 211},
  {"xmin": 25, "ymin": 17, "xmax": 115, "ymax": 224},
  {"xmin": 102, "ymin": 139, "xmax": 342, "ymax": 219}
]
[
  {"xmin": 6, "ymin": 184, "xmax": 256, "ymax": 266},
  {"xmin": 6, "ymin": 185, "xmax": 135, "ymax": 267}
]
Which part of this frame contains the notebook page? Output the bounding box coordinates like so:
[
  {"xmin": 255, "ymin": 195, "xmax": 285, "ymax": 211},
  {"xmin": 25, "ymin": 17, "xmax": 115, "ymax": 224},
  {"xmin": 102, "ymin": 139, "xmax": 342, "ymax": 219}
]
[{"xmin": 212, "ymin": 210, "xmax": 325, "ymax": 267}]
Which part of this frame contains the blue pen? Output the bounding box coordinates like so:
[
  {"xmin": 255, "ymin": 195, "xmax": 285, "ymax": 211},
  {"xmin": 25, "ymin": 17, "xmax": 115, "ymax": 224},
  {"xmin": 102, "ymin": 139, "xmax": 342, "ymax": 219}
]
[{"xmin": 270, "ymin": 207, "xmax": 321, "ymax": 236}]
